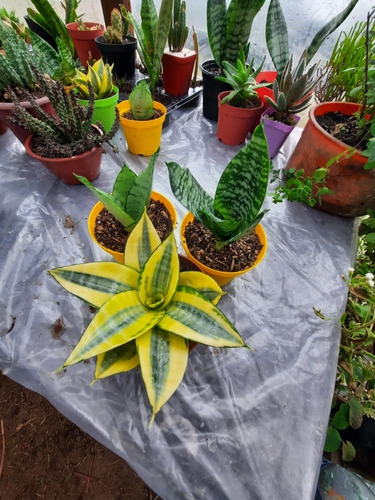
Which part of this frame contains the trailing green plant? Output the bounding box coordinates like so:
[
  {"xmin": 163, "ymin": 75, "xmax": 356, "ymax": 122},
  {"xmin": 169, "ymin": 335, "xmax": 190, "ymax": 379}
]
[
  {"xmin": 207, "ymin": 0, "xmax": 266, "ymax": 72},
  {"xmin": 9, "ymin": 68, "xmax": 119, "ymax": 158},
  {"xmin": 168, "ymin": 0, "xmax": 188, "ymax": 52},
  {"xmin": 71, "ymin": 58, "xmax": 114, "ymax": 99},
  {"xmin": 128, "ymin": 80, "xmax": 156, "ymax": 120},
  {"xmin": 74, "ymin": 152, "xmax": 157, "ymax": 232},
  {"xmin": 0, "ymin": 21, "xmax": 59, "ymax": 93},
  {"xmin": 167, "ymin": 124, "xmax": 271, "ymax": 250},
  {"xmin": 102, "ymin": 7, "xmax": 129, "ymax": 44},
  {"xmin": 120, "ymin": 0, "xmax": 173, "ymax": 93},
  {"xmin": 0, "ymin": 8, "xmax": 30, "ymax": 43},
  {"xmin": 215, "ymin": 48, "xmax": 268, "ymax": 107},
  {"xmin": 50, "ymin": 210, "xmax": 249, "ymax": 424}
]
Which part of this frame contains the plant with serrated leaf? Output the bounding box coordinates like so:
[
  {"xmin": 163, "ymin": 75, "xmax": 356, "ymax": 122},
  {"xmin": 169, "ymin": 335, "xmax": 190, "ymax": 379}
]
[
  {"xmin": 168, "ymin": 0, "xmax": 188, "ymax": 52},
  {"xmin": 120, "ymin": 0, "xmax": 173, "ymax": 93},
  {"xmin": 103, "ymin": 7, "xmax": 129, "ymax": 44},
  {"xmin": 167, "ymin": 124, "xmax": 270, "ymax": 250},
  {"xmin": 49, "ymin": 210, "xmax": 250, "ymax": 424},
  {"xmin": 71, "ymin": 58, "xmax": 114, "ymax": 99},
  {"xmin": 0, "ymin": 8, "xmax": 30, "ymax": 43},
  {"xmin": 9, "ymin": 68, "xmax": 119, "ymax": 158},
  {"xmin": 75, "ymin": 152, "xmax": 158, "ymax": 232}
]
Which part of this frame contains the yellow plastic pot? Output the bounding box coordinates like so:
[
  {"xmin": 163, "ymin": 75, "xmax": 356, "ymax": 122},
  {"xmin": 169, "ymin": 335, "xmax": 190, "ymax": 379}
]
[
  {"xmin": 88, "ymin": 191, "xmax": 177, "ymax": 263},
  {"xmin": 180, "ymin": 212, "xmax": 267, "ymax": 286},
  {"xmin": 117, "ymin": 100, "xmax": 166, "ymax": 156}
]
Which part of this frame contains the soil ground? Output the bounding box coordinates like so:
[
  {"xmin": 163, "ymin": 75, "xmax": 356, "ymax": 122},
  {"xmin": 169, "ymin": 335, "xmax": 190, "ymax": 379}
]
[{"xmin": 0, "ymin": 372, "xmax": 156, "ymax": 500}]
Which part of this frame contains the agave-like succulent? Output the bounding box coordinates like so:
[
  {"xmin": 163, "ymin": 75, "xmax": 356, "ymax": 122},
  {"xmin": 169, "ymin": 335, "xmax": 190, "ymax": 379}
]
[
  {"xmin": 50, "ymin": 211, "xmax": 249, "ymax": 424},
  {"xmin": 71, "ymin": 58, "xmax": 114, "ymax": 99}
]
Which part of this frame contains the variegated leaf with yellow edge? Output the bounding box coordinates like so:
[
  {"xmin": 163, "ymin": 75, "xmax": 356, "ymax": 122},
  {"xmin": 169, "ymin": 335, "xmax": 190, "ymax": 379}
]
[
  {"xmin": 124, "ymin": 210, "xmax": 161, "ymax": 272},
  {"xmin": 178, "ymin": 271, "xmax": 224, "ymax": 305},
  {"xmin": 93, "ymin": 341, "xmax": 139, "ymax": 381}
]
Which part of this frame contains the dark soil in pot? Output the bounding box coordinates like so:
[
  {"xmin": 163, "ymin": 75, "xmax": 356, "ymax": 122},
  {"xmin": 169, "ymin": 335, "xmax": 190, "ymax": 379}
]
[
  {"xmin": 316, "ymin": 111, "xmax": 368, "ymax": 150},
  {"xmin": 0, "ymin": 86, "xmax": 45, "ymax": 103},
  {"xmin": 228, "ymin": 96, "xmax": 262, "ymax": 109},
  {"xmin": 184, "ymin": 218, "xmax": 263, "ymax": 272},
  {"xmin": 120, "ymin": 108, "xmax": 164, "ymax": 120},
  {"xmin": 94, "ymin": 198, "xmax": 173, "ymax": 252}
]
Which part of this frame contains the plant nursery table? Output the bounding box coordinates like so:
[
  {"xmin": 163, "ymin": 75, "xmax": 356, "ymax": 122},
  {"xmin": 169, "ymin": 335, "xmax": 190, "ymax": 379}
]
[{"xmin": 0, "ymin": 103, "xmax": 357, "ymax": 500}]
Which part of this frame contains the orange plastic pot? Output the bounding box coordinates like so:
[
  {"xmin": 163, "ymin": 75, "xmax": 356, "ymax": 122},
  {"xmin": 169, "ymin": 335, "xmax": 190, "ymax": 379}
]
[
  {"xmin": 286, "ymin": 102, "xmax": 375, "ymax": 217},
  {"xmin": 66, "ymin": 22, "xmax": 104, "ymax": 68},
  {"xmin": 88, "ymin": 191, "xmax": 178, "ymax": 263},
  {"xmin": 25, "ymin": 135, "xmax": 102, "ymax": 185},
  {"xmin": 180, "ymin": 212, "xmax": 267, "ymax": 286},
  {"xmin": 217, "ymin": 91, "xmax": 264, "ymax": 146},
  {"xmin": 162, "ymin": 50, "xmax": 197, "ymax": 97}
]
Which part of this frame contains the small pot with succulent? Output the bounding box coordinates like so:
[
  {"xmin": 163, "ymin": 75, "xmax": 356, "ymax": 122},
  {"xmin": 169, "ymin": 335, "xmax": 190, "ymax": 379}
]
[
  {"xmin": 95, "ymin": 7, "xmax": 137, "ymax": 80},
  {"xmin": 216, "ymin": 48, "xmax": 270, "ymax": 146},
  {"xmin": 117, "ymin": 80, "xmax": 167, "ymax": 156},
  {"xmin": 9, "ymin": 69, "xmax": 119, "ymax": 185},
  {"xmin": 75, "ymin": 151, "xmax": 177, "ymax": 262},
  {"xmin": 167, "ymin": 123, "xmax": 270, "ymax": 286},
  {"xmin": 71, "ymin": 58, "xmax": 119, "ymax": 133},
  {"xmin": 66, "ymin": 18, "xmax": 104, "ymax": 68},
  {"xmin": 50, "ymin": 209, "xmax": 250, "ymax": 425}
]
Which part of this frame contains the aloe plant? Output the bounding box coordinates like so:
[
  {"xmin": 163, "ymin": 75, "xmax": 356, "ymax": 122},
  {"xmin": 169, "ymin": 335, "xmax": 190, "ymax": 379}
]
[
  {"xmin": 167, "ymin": 124, "xmax": 271, "ymax": 250},
  {"xmin": 120, "ymin": 0, "xmax": 173, "ymax": 92},
  {"xmin": 50, "ymin": 210, "xmax": 249, "ymax": 423},
  {"xmin": 128, "ymin": 80, "xmax": 156, "ymax": 120},
  {"xmin": 74, "ymin": 152, "xmax": 157, "ymax": 232}
]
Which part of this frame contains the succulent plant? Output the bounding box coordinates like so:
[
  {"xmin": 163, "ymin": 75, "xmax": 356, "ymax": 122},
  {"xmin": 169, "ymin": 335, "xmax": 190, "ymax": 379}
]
[
  {"xmin": 0, "ymin": 8, "xmax": 30, "ymax": 43},
  {"xmin": 128, "ymin": 80, "xmax": 156, "ymax": 120},
  {"xmin": 71, "ymin": 59, "xmax": 114, "ymax": 99},
  {"xmin": 168, "ymin": 0, "xmax": 188, "ymax": 52},
  {"xmin": 103, "ymin": 8, "xmax": 129, "ymax": 44}
]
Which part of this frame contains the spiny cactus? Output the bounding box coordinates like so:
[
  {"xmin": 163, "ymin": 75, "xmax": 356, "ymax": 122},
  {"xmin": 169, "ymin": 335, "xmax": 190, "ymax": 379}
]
[
  {"xmin": 168, "ymin": 0, "xmax": 188, "ymax": 52},
  {"xmin": 9, "ymin": 67, "xmax": 119, "ymax": 158},
  {"xmin": 103, "ymin": 8, "xmax": 129, "ymax": 44}
]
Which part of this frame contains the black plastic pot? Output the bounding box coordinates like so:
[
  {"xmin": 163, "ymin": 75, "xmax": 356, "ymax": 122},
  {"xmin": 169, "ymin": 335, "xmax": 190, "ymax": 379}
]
[
  {"xmin": 95, "ymin": 36, "xmax": 137, "ymax": 79},
  {"xmin": 24, "ymin": 15, "xmax": 57, "ymax": 51},
  {"xmin": 201, "ymin": 60, "xmax": 231, "ymax": 122}
]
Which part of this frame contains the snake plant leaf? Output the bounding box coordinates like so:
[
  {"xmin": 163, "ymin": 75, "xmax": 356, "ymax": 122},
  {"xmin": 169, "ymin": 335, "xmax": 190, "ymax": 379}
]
[
  {"xmin": 94, "ymin": 341, "xmax": 139, "ymax": 381},
  {"xmin": 29, "ymin": 31, "xmax": 60, "ymax": 77},
  {"xmin": 49, "ymin": 262, "xmax": 139, "ymax": 308},
  {"xmin": 214, "ymin": 211, "xmax": 268, "ymax": 251},
  {"xmin": 266, "ymin": 0, "xmax": 289, "ymax": 76},
  {"xmin": 125, "ymin": 210, "xmax": 161, "ymax": 272},
  {"xmin": 159, "ymin": 286, "xmax": 247, "ymax": 348},
  {"xmin": 207, "ymin": 0, "xmax": 226, "ymax": 69},
  {"xmin": 138, "ymin": 232, "xmax": 179, "ymax": 309},
  {"xmin": 121, "ymin": 7, "xmax": 152, "ymax": 75},
  {"xmin": 129, "ymin": 80, "xmax": 155, "ymax": 120},
  {"xmin": 178, "ymin": 271, "xmax": 224, "ymax": 305},
  {"xmin": 150, "ymin": 0, "xmax": 173, "ymax": 91},
  {"xmin": 141, "ymin": 0, "xmax": 158, "ymax": 57},
  {"xmin": 62, "ymin": 290, "xmax": 165, "ymax": 368},
  {"xmin": 136, "ymin": 326, "xmax": 189, "ymax": 425}
]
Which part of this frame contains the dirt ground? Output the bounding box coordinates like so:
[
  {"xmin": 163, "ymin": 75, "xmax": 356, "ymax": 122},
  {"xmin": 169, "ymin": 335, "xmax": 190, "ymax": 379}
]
[{"xmin": 0, "ymin": 371, "xmax": 156, "ymax": 500}]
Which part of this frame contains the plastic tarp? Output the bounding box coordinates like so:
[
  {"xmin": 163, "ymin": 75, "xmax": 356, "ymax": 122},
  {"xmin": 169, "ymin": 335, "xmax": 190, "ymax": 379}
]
[{"xmin": 0, "ymin": 104, "xmax": 358, "ymax": 500}]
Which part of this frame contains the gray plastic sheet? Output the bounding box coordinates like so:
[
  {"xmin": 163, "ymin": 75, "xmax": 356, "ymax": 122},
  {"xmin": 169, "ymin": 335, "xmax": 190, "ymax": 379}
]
[{"xmin": 0, "ymin": 103, "xmax": 358, "ymax": 500}]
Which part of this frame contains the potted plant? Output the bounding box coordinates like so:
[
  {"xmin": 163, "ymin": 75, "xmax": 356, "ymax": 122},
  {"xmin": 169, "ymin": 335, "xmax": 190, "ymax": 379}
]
[
  {"xmin": 66, "ymin": 18, "xmax": 104, "ymax": 68},
  {"xmin": 166, "ymin": 124, "xmax": 270, "ymax": 286},
  {"xmin": 75, "ymin": 151, "xmax": 177, "ymax": 262},
  {"xmin": 9, "ymin": 70, "xmax": 119, "ymax": 185},
  {"xmin": 71, "ymin": 58, "xmax": 119, "ymax": 132},
  {"xmin": 95, "ymin": 7, "xmax": 137, "ymax": 80},
  {"xmin": 50, "ymin": 209, "xmax": 249, "ymax": 424},
  {"xmin": 0, "ymin": 20, "xmax": 60, "ymax": 144},
  {"xmin": 215, "ymin": 49, "xmax": 269, "ymax": 145},
  {"xmin": 117, "ymin": 80, "xmax": 167, "ymax": 156},
  {"xmin": 161, "ymin": 0, "xmax": 196, "ymax": 97},
  {"xmin": 202, "ymin": 0, "xmax": 266, "ymax": 121}
]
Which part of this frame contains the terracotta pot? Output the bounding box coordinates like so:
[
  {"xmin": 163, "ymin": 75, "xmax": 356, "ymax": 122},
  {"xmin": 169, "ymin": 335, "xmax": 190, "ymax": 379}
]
[
  {"xmin": 95, "ymin": 36, "xmax": 137, "ymax": 79},
  {"xmin": 255, "ymin": 71, "xmax": 277, "ymax": 112},
  {"xmin": 77, "ymin": 86, "xmax": 119, "ymax": 133},
  {"xmin": 217, "ymin": 91, "xmax": 264, "ymax": 146},
  {"xmin": 66, "ymin": 22, "xmax": 104, "ymax": 68},
  {"xmin": 180, "ymin": 212, "xmax": 268, "ymax": 286},
  {"xmin": 261, "ymin": 108, "xmax": 300, "ymax": 159},
  {"xmin": 286, "ymin": 102, "xmax": 375, "ymax": 217},
  {"xmin": 0, "ymin": 121, "xmax": 8, "ymax": 135},
  {"xmin": 24, "ymin": 135, "xmax": 102, "ymax": 185},
  {"xmin": 201, "ymin": 60, "xmax": 231, "ymax": 122},
  {"xmin": 0, "ymin": 96, "xmax": 54, "ymax": 145},
  {"xmin": 162, "ymin": 49, "xmax": 197, "ymax": 97},
  {"xmin": 88, "ymin": 191, "xmax": 178, "ymax": 262},
  {"xmin": 117, "ymin": 100, "xmax": 166, "ymax": 156}
]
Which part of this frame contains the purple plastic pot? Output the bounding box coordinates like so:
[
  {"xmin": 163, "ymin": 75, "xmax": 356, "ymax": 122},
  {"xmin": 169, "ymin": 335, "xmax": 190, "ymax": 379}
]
[{"xmin": 261, "ymin": 108, "xmax": 300, "ymax": 159}]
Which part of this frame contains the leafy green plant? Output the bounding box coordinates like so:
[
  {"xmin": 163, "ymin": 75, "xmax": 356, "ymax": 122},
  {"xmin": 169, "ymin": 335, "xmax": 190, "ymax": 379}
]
[
  {"xmin": 168, "ymin": 0, "xmax": 188, "ymax": 52},
  {"xmin": 215, "ymin": 48, "xmax": 269, "ymax": 107},
  {"xmin": 71, "ymin": 59, "xmax": 114, "ymax": 99},
  {"xmin": 52, "ymin": 37, "xmax": 77, "ymax": 86},
  {"xmin": 102, "ymin": 7, "xmax": 129, "ymax": 44},
  {"xmin": 128, "ymin": 80, "xmax": 156, "ymax": 120},
  {"xmin": 167, "ymin": 124, "xmax": 270, "ymax": 250},
  {"xmin": 75, "ymin": 153, "xmax": 157, "ymax": 232},
  {"xmin": 207, "ymin": 0, "xmax": 266, "ymax": 71},
  {"xmin": 9, "ymin": 69, "xmax": 119, "ymax": 158},
  {"xmin": 0, "ymin": 8, "xmax": 30, "ymax": 43},
  {"xmin": 121, "ymin": 0, "xmax": 173, "ymax": 93},
  {"xmin": 50, "ymin": 210, "xmax": 249, "ymax": 424}
]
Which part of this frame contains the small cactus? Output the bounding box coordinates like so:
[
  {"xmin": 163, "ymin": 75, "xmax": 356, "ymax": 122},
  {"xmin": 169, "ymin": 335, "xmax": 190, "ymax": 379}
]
[
  {"xmin": 103, "ymin": 8, "xmax": 128, "ymax": 44},
  {"xmin": 168, "ymin": 0, "xmax": 188, "ymax": 52}
]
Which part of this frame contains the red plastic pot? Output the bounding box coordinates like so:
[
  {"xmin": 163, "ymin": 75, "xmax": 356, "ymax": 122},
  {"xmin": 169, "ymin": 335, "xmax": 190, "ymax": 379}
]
[
  {"xmin": 162, "ymin": 49, "xmax": 197, "ymax": 97},
  {"xmin": 25, "ymin": 135, "xmax": 103, "ymax": 185},
  {"xmin": 217, "ymin": 91, "xmax": 264, "ymax": 146},
  {"xmin": 255, "ymin": 71, "xmax": 277, "ymax": 111},
  {"xmin": 66, "ymin": 22, "xmax": 104, "ymax": 68},
  {"xmin": 286, "ymin": 102, "xmax": 375, "ymax": 217},
  {"xmin": 261, "ymin": 108, "xmax": 300, "ymax": 159}
]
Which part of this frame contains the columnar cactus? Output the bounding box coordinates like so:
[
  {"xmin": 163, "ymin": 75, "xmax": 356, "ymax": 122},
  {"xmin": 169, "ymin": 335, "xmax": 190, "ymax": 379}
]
[
  {"xmin": 168, "ymin": 0, "xmax": 188, "ymax": 52},
  {"xmin": 103, "ymin": 8, "xmax": 128, "ymax": 44}
]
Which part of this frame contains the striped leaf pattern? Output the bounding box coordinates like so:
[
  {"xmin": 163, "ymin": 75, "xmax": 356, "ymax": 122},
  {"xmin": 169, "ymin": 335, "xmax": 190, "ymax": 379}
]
[
  {"xmin": 136, "ymin": 327, "xmax": 188, "ymax": 425},
  {"xmin": 207, "ymin": 0, "xmax": 227, "ymax": 68},
  {"xmin": 141, "ymin": 0, "xmax": 158, "ymax": 57},
  {"xmin": 125, "ymin": 211, "xmax": 161, "ymax": 272},
  {"xmin": 178, "ymin": 271, "xmax": 224, "ymax": 305},
  {"xmin": 94, "ymin": 342, "xmax": 139, "ymax": 380},
  {"xmin": 150, "ymin": 0, "xmax": 173, "ymax": 90},
  {"xmin": 49, "ymin": 263, "xmax": 139, "ymax": 308},
  {"xmin": 122, "ymin": 8, "xmax": 152, "ymax": 71},
  {"xmin": 266, "ymin": 0, "xmax": 289, "ymax": 76}
]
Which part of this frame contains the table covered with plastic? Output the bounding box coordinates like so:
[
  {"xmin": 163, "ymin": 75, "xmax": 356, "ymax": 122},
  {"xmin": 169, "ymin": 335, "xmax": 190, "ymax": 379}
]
[{"xmin": 0, "ymin": 103, "xmax": 357, "ymax": 500}]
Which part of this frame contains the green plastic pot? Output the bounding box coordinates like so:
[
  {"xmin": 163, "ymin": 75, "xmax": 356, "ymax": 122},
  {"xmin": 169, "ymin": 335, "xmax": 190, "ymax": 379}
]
[{"xmin": 78, "ymin": 86, "xmax": 119, "ymax": 133}]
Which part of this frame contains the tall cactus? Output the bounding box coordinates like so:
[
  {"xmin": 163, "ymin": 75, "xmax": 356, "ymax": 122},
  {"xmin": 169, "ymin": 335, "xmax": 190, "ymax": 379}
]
[
  {"xmin": 168, "ymin": 0, "xmax": 188, "ymax": 52},
  {"xmin": 103, "ymin": 8, "xmax": 129, "ymax": 44}
]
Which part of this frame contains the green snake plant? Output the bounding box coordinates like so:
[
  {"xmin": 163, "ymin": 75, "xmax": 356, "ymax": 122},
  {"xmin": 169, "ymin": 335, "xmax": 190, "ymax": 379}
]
[
  {"xmin": 207, "ymin": 0, "xmax": 266, "ymax": 71},
  {"xmin": 120, "ymin": 0, "xmax": 173, "ymax": 93},
  {"xmin": 74, "ymin": 152, "xmax": 157, "ymax": 232},
  {"xmin": 50, "ymin": 210, "xmax": 249, "ymax": 424},
  {"xmin": 128, "ymin": 80, "xmax": 156, "ymax": 120},
  {"xmin": 167, "ymin": 124, "xmax": 271, "ymax": 250}
]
